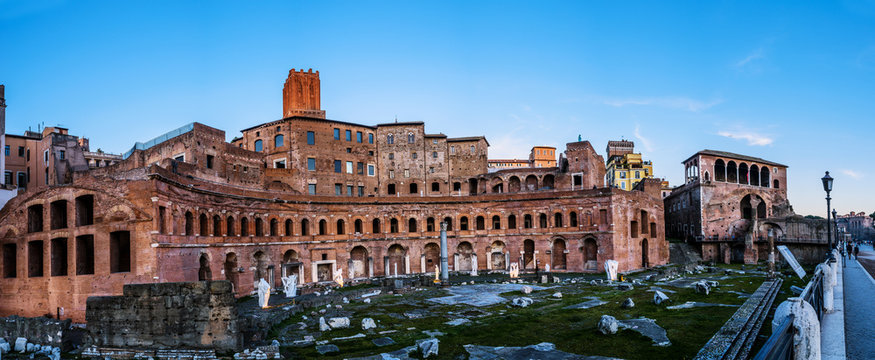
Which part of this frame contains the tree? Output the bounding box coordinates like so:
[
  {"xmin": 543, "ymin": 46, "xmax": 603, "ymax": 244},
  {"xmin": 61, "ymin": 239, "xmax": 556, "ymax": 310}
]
[{"xmin": 870, "ymin": 212, "xmax": 875, "ymax": 221}]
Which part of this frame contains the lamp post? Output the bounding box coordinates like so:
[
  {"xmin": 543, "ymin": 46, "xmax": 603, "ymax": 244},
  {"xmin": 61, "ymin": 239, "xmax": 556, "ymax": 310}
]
[{"xmin": 822, "ymin": 171, "xmax": 834, "ymax": 261}]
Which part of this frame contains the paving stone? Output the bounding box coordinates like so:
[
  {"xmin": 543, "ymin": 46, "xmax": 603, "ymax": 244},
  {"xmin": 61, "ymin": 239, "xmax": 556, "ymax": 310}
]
[
  {"xmin": 372, "ymin": 337, "xmax": 396, "ymax": 347},
  {"xmin": 316, "ymin": 344, "xmax": 339, "ymax": 355}
]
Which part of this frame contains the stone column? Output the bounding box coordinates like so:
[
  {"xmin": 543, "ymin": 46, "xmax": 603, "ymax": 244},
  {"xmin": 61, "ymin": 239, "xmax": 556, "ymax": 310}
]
[
  {"xmin": 383, "ymin": 256, "xmax": 389, "ymax": 277},
  {"xmin": 404, "ymin": 254, "xmax": 410, "ymax": 275},
  {"xmin": 440, "ymin": 222, "xmax": 448, "ymax": 283},
  {"xmin": 420, "ymin": 254, "xmax": 426, "ymax": 274},
  {"xmin": 368, "ymin": 256, "xmax": 374, "ymax": 278},
  {"xmin": 454, "ymin": 253, "xmax": 459, "ymax": 271},
  {"xmin": 347, "ymin": 259, "xmax": 354, "ymax": 279},
  {"xmin": 819, "ymin": 263, "xmax": 835, "ymax": 312},
  {"xmin": 771, "ymin": 297, "xmax": 821, "ymax": 360}
]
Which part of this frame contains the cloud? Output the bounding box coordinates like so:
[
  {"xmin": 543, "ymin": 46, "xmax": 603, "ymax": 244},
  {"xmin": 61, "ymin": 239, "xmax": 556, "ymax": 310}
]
[
  {"xmin": 734, "ymin": 48, "xmax": 764, "ymax": 68},
  {"xmin": 600, "ymin": 96, "xmax": 722, "ymax": 112},
  {"xmin": 634, "ymin": 124, "xmax": 654, "ymax": 152},
  {"xmin": 717, "ymin": 130, "xmax": 774, "ymax": 146},
  {"xmin": 841, "ymin": 169, "xmax": 864, "ymax": 180}
]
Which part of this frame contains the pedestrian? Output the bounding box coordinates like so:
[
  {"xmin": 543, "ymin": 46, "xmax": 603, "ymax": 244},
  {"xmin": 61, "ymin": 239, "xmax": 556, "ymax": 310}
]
[
  {"xmin": 854, "ymin": 244, "xmax": 860, "ymax": 259},
  {"xmin": 847, "ymin": 242, "xmax": 854, "ymax": 260}
]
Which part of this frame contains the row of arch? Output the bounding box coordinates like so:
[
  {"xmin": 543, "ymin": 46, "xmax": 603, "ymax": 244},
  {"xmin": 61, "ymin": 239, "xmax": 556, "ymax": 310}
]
[
  {"xmin": 465, "ymin": 174, "xmax": 556, "ymax": 195},
  {"xmin": 176, "ymin": 209, "xmax": 602, "ymax": 237},
  {"xmin": 710, "ymin": 159, "xmax": 778, "ymax": 188},
  {"xmin": 208, "ymin": 236, "xmax": 612, "ymax": 290}
]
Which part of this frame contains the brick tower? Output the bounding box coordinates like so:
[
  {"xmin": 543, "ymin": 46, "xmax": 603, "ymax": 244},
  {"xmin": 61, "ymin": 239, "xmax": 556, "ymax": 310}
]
[{"xmin": 282, "ymin": 68, "xmax": 326, "ymax": 119}]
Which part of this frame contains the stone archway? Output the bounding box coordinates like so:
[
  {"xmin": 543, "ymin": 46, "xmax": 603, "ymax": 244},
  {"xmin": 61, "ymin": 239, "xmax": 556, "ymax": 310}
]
[
  {"xmin": 224, "ymin": 253, "xmax": 239, "ymax": 292},
  {"xmin": 490, "ymin": 241, "xmax": 506, "ymax": 270},
  {"xmin": 424, "ymin": 243, "xmax": 440, "ymax": 273},
  {"xmin": 552, "ymin": 238, "xmax": 567, "ymax": 270},
  {"xmin": 253, "ymin": 251, "xmax": 271, "ymax": 285},
  {"xmin": 198, "ymin": 253, "xmax": 212, "ymax": 281},
  {"xmin": 456, "ymin": 241, "xmax": 474, "ymax": 271},
  {"xmin": 387, "ymin": 244, "xmax": 407, "ymax": 276},
  {"xmin": 350, "ymin": 246, "xmax": 369, "ymax": 278},
  {"xmin": 583, "ymin": 238, "xmax": 598, "ymax": 270},
  {"xmin": 523, "ymin": 239, "xmax": 535, "ymax": 269}
]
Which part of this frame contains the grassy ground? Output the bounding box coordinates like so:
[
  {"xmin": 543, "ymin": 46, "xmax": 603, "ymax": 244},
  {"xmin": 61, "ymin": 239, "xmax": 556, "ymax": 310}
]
[{"xmin": 274, "ymin": 263, "xmax": 802, "ymax": 360}]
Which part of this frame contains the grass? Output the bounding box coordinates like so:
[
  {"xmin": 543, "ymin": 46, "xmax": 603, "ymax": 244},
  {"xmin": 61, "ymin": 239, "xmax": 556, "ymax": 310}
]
[{"xmin": 276, "ymin": 265, "xmax": 796, "ymax": 360}]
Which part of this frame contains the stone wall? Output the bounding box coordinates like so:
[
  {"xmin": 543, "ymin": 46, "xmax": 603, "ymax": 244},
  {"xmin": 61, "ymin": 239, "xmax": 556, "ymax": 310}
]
[
  {"xmin": 85, "ymin": 281, "xmax": 241, "ymax": 352},
  {"xmin": 0, "ymin": 315, "xmax": 74, "ymax": 351}
]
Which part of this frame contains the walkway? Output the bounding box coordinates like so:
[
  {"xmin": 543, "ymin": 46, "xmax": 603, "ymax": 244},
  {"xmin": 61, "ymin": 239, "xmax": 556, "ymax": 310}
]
[{"xmin": 843, "ymin": 244, "xmax": 875, "ymax": 359}]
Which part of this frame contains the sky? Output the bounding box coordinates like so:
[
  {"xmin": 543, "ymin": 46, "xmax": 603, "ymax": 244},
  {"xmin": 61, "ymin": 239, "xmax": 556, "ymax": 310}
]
[{"xmin": 1, "ymin": 0, "xmax": 874, "ymax": 216}]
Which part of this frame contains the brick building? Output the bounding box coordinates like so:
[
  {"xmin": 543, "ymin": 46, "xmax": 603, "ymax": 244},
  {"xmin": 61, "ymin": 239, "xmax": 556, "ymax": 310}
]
[
  {"xmin": 836, "ymin": 211, "xmax": 875, "ymax": 241},
  {"xmin": 0, "ymin": 69, "xmax": 667, "ymax": 322},
  {"xmin": 664, "ymin": 150, "xmax": 828, "ymax": 264},
  {"xmin": 605, "ymin": 140, "xmax": 656, "ymax": 191}
]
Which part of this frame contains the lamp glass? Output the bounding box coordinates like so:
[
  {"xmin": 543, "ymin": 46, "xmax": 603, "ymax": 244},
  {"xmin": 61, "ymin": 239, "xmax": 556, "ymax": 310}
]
[{"xmin": 822, "ymin": 171, "xmax": 833, "ymax": 192}]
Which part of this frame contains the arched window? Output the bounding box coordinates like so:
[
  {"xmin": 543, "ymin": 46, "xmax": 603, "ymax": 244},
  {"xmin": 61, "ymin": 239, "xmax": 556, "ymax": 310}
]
[
  {"xmin": 301, "ymin": 218, "xmax": 310, "ymax": 236},
  {"xmin": 285, "ymin": 219, "xmax": 293, "ymax": 236},
  {"xmin": 476, "ymin": 216, "xmax": 485, "ymax": 230},
  {"xmin": 554, "ymin": 212, "xmax": 563, "ymax": 228},
  {"xmin": 390, "ymin": 218, "xmax": 399, "ymax": 233},
  {"xmin": 492, "ymin": 215, "xmax": 501, "ymax": 229},
  {"xmin": 426, "ymin": 217, "xmax": 435, "ymax": 232},
  {"xmin": 524, "ymin": 214, "xmax": 533, "ymax": 228},
  {"xmin": 387, "ymin": 134, "xmax": 394, "ymax": 144},
  {"xmin": 354, "ymin": 219, "xmax": 363, "ymax": 234},
  {"xmin": 773, "ymin": 179, "xmax": 780, "ymax": 189},
  {"xmin": 185, "ymin": 211, "xmax": 194, "ymax": 235},
  {"xmin": 714, "ymin": 159, "xmax": 726, "ymax": 182},
  {"xmin": 761, "ymin": 167, "xmax": 771, "ymax": 188},
  {"xmin": 240, "ymin": 217, "xmax": 249, "ymax": 236},
  {"xmin": 226, "ymin": 216, "xmax": 234, "ymax": 236},
  {"xmin": 318, "ymin": 219, "xmax": 327, "ymax": 235},
  {"xmin": 255, "ymin": 218, "xmax": 264, "ymax": 236},
  {"xmin": 508, "ymin": 214, "xmax": 517, "ymax": 228},
  {"xmin": 539, "ymin": 213, "xmax": 548, "ymax": 228},
  {"xmin": 408, "ymin": 218, "xmax": 417, "ymax": 232},
  {"xmin": 199, "ymin": 213, "xmax": 208, "ymax": 235},
  {"xmin": 443, "ymin": 217, "xmax": 453, "ymax": 231},
  {"xmin": 408, "ymin": 133, "xmax": 415, "ymax": 143},
  {"xmin": 460, "ymin": 216, "xmax": 469, "ymax": 231},
  {"xmin": 274, "ymin": 134, "xmax": 284, "ymax": 148},
  {"xmin": 254, "ymin": 139, "xmax": 263, "ymax": 152},
  {"xmin": 372, "ymin": 218, "xmax": 381, "ymax": 233},
  {"xmin": 270, "ymin": 218, "xmax": 278, "ymax": 236},
  {"xmin": 336, "ymin": 219, "xmax": 345, "ymax": 235},
  {"xmin": 213, "ymin": 215, "xmax": 222, "ymax": 236},
  {"xmin": 569, "ymin": 212, "xmax": 578, "ymax": 227},
  {"xmin": 727, "ymin": 161, "xmax": 738, "ymax": 183}
]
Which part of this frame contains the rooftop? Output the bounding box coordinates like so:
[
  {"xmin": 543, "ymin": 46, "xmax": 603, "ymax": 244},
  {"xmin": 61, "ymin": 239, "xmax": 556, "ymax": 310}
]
[{"xmin": 685, "ymin": 149, "xmax": 787, "ymax": 168}]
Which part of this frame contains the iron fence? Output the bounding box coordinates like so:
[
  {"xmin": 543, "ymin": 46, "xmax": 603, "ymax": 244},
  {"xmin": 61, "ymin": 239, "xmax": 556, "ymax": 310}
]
[{"xmin": 751, "ymin": 258, "xmax": 828, "ymax": 359}]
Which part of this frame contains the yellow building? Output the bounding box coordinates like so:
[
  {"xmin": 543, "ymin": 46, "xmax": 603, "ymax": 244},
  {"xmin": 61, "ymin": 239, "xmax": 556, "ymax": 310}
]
[
  {"xmin": 529, "ymin": 146, "xmax": 557, "ymax": 168},
  {"xmin": 605, "ymin": 140, "xmax": 654, "ymax": 190}
]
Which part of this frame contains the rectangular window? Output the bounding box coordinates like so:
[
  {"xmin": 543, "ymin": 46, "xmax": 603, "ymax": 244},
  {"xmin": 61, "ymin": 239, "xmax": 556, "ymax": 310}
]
[
  {"xmin": 308, "ymin": 184, "xmax": 317, "ymax": 195},
  {"xmin": 334, "ymin": 160, "xmax": 342, "ymax": 173},
  {"xmin": 18, "ymin": 146, "xmax": 24, "ymax": 157},
  {"xmin": 206, "ymin": 155, "xmax": 214, "ymax": 169},
  {"xmin": 59, "ymin": 150, "xmax": 65, "ymax": 160},
  {"xmin": 450, "ymin": 146, "xmax": 455, "ymax": 154},
  {"xmin": 358, "ymin": 186, "xmax": 364, "ymax": 197},
  {"xmin": 345, "ymin": 130, "xmax": 352, "ymax": 141},
  {"xmin": 4, "ymin": 171, "xmax": 10, "ymax": 185},
  {"xmin": 368, "ymin": 133, "xmax": 374, "ymax": 144},
  {"xmin": 44, "ymin": 150, "xmax": 49, "ymax": 163},
  {"xmin": 334, "ymin": 128, "xmax": 340, "ymax": 140},
  {"xmin": 308, "ymin": 158, "xmax": 316, "ymax": 171},
  {"xmin": 404, "ymin": 169, "xmax": 410, "ymax": 178},
  {"xmin": 3, "ymin": 244, "xmax": 16, "ymax": 278},
  {"xmin": 335, "ymin": 184, "xmax": 342, "ymax": 195},
  {"xmin": 274, "ymin": 159, "xmax": 286, "ymax": 169},
  {"xmin": 28, "ymin": 240, "xmax": 43, "ymax": 277},
  {"xmin": 346, "ymin": 161, "xmax": 353, "ymax": 174},
  {"xmin": 368, "ymin": 164, "xmax": 375, "ymax": 176},
  {"xmin": 432, "ymin": 151, "xmax": 437, "ymax": 158},
  {"xmin": 599, "ymin": 209, "xmax": 608, "ymax": 224},
  {"xmin": 429, "ymin": 167, "xmax": 435, "ymax": 174},
  {"xmin": 356, "ymin": 131, "xmax": 363, "ymax": 143},
  {"xmin": 51, "ymin": 238, "xmax": 67, "ymax": 276},
  {"xmin": 412, "ymin": 152, "xmax": 418, "ymax": 159},
  {"xmin": 357, "ymin": 162, "xmax": 364, "ymax": 175},
  {"xmin": 389, "ymin": 170, "xmax": 395, "ymax": 179},
  {"xmin": 27, "ymin": 204, "xmax": 43, "ymax": 233},
  {"xmin": 4, "ymin": 145, "xmax": 9, "ymax": 156},
  {"xmin": 174, "ymin": 154, "xmax": 185, "ymax": 162},
  {"xmin": 388, "ymin": 153, "xmax": 394, "ymax": 160},
  {"xmin": 110, "ymin": 231, "xmax": 131, "ymax": 273},
  {"xmin": 346, "ymin": 185, "xmax": 353, "ymax": 196},
  {"xmin": 307, "ymin": 131, "xmax": 315, "ymax": 145}
]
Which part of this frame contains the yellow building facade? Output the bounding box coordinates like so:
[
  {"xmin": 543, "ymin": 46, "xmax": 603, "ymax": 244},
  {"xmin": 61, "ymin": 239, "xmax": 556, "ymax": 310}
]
[{"xmin": 605, "ymin": 140, "xmax": 654, "ymax": 190}]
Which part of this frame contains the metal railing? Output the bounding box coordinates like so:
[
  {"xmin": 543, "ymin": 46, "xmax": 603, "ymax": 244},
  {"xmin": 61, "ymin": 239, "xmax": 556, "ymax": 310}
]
[{"xmin": 751, "ymin": 258, "xmax": 828, "ymax": 359}]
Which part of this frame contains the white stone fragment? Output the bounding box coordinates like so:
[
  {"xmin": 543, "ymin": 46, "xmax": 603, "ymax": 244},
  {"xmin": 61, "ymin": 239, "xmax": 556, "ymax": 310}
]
[
  {"xmin": 328, "ymin": 317, "xmax": 350, "ymax": 329},
  {"xmin": 598, "ymin": 315, "xmax": 619, "ymax": 335},
  {"xmin": 605, "ymin": 260, "xmax": 619, "ymax": 281},
  {"xmin": 362, "ymin": 318, "xmax": 377, "ymax": 330},
  {"xmin": 417, "ymin": 338, "xmax": 440, "ymax": 358}
]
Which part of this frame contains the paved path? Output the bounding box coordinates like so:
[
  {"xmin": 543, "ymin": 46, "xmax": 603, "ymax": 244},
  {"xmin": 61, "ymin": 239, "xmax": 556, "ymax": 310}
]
[{"xmin": 843, "ymin": 244, "xmax": 875, "ymax": 359}]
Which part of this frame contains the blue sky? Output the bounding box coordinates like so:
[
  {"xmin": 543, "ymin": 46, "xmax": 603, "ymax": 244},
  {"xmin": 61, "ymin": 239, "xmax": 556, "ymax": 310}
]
[{"xmin": 2, "ymin": 0, "xmax": 874, "ymax": 216}]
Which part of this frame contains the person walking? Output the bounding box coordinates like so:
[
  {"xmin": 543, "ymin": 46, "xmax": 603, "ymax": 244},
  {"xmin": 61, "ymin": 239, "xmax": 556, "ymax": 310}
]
[
  {"xmin": 854, "ymin": 243, "xmax": 860, "ymax": 260},
  {"xmin": 847, "ymin": 242, "xmax": 854, "ymax": 260}
]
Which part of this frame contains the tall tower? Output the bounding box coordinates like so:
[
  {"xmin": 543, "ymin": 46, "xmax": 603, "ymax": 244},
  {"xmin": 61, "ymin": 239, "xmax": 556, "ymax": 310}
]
[{"xmin": 282, "ymin": 68, "xmax": 326, "ymax": 119}]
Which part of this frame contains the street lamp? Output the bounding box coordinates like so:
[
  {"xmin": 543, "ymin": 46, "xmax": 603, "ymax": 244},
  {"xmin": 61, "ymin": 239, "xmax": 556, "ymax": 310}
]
[{"xmin": 822, "ymin": 171, "xmax": 834, "ymax": 260}]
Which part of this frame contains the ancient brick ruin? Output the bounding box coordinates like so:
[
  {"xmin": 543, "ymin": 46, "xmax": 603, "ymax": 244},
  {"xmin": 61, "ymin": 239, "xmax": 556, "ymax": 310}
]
[{"xmin": 0, "ymin": 69, "xmax": 668, "ymax": 323}]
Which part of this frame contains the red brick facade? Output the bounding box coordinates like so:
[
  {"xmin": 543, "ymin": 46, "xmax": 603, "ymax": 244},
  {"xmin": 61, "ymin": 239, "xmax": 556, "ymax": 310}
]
[{"xmin": 0, "ymin": 69, "xmax": 667, "ymax": 323}]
